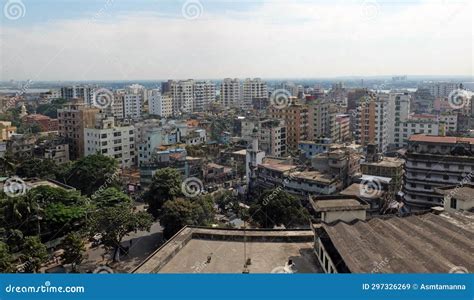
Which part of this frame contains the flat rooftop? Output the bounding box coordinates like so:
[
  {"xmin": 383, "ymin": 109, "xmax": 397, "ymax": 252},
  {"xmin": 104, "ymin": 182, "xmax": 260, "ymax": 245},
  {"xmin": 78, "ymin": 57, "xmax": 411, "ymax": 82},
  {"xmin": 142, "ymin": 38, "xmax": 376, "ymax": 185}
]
[
  {"xmin": 259, "ymin": 163, "xmax": 297, "ymax": 173},
  {"xmin": 409, "ymin": 134, "xmax": 474, "ymax": 145},
  {"xmin": 134, "ymin": 227, "xmax": 321, "ymax": 274},
  {"xmin": 320, "ymin": 211, "xmax": 474, "ymax": 273},
  {"xmin": 340, "ymin": 183, "xmax": 385, "ymax": 199},
  {"xmin": 436, "ymin": 184, "xmax": 474, "ymax": 202},
  {"xmin": 361, "ymin": 157, "xmax": 404, "ymax": 168}
]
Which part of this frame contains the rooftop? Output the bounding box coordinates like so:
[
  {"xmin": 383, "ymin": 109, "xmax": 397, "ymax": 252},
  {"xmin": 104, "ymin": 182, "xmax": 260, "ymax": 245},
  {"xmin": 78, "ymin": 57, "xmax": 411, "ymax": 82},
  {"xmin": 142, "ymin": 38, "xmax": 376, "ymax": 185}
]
[
  {"xmin": 133, "ymin": 227, "xmax": 321, "ymax": 274},
  {"xmin": 435, "ymin": 184, "xmax": 474, "ymax": 202},
  {"xmin": 259, "ymin": 163, "xmax": 298, "ymax": 173},
  {"xmin": 310, "ymin": 195, "xmax": 370, "ymax": 213},
  {"xmin": 318, "ymin": 210, "xmax": 474, "ymax": 273},
  {"xmin": 361, "ymin": 157, "xmax": 404, "ymax": 168},
  {"xmin": 340, "ymin": 183, "xmax": 385, "ymax": 199},
  {"xmin": 409, "ymin": 134, "xmax": 474, "ymax": 145}
]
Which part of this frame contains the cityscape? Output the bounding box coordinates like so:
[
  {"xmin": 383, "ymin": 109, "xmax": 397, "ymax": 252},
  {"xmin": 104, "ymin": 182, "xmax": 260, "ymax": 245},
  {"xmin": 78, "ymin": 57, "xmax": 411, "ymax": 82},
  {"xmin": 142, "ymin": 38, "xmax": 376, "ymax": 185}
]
[{"xmin": 0, "ymin": 0, "xmax": 472, "ymax": 279}]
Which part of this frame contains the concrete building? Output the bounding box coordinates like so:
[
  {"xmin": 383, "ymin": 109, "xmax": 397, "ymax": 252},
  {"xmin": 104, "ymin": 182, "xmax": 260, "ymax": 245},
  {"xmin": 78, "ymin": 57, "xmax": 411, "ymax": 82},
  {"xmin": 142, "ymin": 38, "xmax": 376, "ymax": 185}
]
[
  {"xmin": 241, "ymin": 118, "xmax": 287, "ymax": 157},
  {"xmin": 57, "ymin": 101, "xmax": 99, "ymax": 159},
  {"xmin": 428, "ymin": 82, "xmax": 459, "ymax": 98},
  {"xmin": 386, "ymin": 92, "xmax": 411, "ymax": 148},
  {"xmin": 246, "ymin": 128, "xmax": 265, "ymax": 186},
  {"xmin": 307, "ymin": 99, "xmax": 330, "ymax": 140},
  {"xmin": 123, "ymin": 92, "xmax": 142, "ymax": 120},
  {"xmin": 435, "ymin": 184, "xmax": 474, "ymax": 212},
  {"xmin": 170, "ymin": 80, "xmax": 195, "ymax": 114},
  {"xmin": 60, "ymin": 86, "xmax": 94, "ymax": 105},
  {"xmin": 403, "ymin": 135, "xmax": 474, "ymax": 209},
  {"xmin": 242, "ymin": 78, "xmax": 267, "ymax": 110},
  {"xmin": 220, "ymin": 78, "xmax": 241, "ymax": 109},
  {"xmin": 23, "ymin": 114, "xmax": 59, "ymax": 132},
  {"xmin": 298, "ymin": 138, "xmax": 333, "ymax": 158},
  {"xmin": 355, "ymin": 92, "xmax": 389, "ymax": 153},
  {"xmin": 193, "ymin": 81, "xmax": 216, "ymax": 112},
  {"xmin": 84, "ymin": 115, "xmax": 136, "ymax": 168},
  {"xmin": 269, "ymin": 102, "xmax": 308, "ymax": 151},
  {"xmin": 34, "ymin": 137, "xmax": 70, "ymax": 164},
  {"xmin": 397, "ymin": 115, "xmax": 440, "ymax": 147}
]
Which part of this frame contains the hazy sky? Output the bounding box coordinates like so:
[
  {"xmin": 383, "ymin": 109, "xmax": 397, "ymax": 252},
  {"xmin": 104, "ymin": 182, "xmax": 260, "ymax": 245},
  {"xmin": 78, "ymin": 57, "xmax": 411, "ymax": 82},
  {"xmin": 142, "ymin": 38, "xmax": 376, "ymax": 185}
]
[{"xmin": 0, "ymin": 0, "xmax": 472, "ymax": 81}]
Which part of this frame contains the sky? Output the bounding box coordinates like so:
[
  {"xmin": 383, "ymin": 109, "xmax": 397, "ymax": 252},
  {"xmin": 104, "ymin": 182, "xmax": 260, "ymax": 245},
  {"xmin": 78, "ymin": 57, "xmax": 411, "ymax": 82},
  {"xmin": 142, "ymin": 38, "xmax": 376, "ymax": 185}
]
[{"xmin": 0, "ymin": 0, "xmax": 472, "ymax": 81}]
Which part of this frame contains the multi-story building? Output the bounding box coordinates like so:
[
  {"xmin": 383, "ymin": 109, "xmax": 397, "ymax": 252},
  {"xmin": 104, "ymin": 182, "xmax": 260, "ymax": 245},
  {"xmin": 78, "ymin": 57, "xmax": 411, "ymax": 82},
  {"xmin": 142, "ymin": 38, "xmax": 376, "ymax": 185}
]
[
  {"xmin": 193, "ymin": 81, "xmax": 216, "ymax": 112},
  {"xmin": 60, "ymin": 86, "xmax": 94, "ymax": 105},
  {"xmin": 123, "ymin": 92, "xmax": 142, "ymax": 120},
  {"xmin": 57, "ymin": 101, "xmax": 99, "ymax": 159},
  {"xmin": 428, "ymin": 82, "xmax": 459, "ymax": 98},
  {"xmin": 355, "ymin": 92, "xmax": 388, "ymax": 153},
  {"xmin": 84, "ymin": 115, "xmax": 136, "ymax": 168},
  {"xmin": 298, "ymin": 138, "xmax": 333, "ymax": 158},
  {"xmin": 170, "ymin": 80, "xmax": 195, "ymax": 114},
  {"xmin": 242, "ymin": 78, "xmax": 267, "ymax": 110},
  {"xmin": 335, "ymin": 114, "xmax": 350, "ymax": 143},
  {"xmin": 268, "ymin": 101, "xmax": 308, "ymax": 152},
  {"xmin": 23, "ymin": 114, "xmax": 59, "ymax": 132},
  {"xmin": 220, "ymin": 78, "xmax": 242, "ymax": 109},
  {"xmin": 439, "ymin": 113, "xmax": 458, "ymax": 133},
  {"xmin": 241, "ymin": 118, "xmax": 287, "ymax": 157},
  {"xmin": 386, "ymin": 92, "xmax": 411, "ymax": 148},
  {"xmin": 33, "ymin": 137, "xmax": 70, "ymax": 164},
  {"xmin": 396, "ymin": 115, "xmax": 440, "ymax": 147},
  {"xmin": 307, "ymin": 99, "xmax": 330, "ymax": 140},
  {"xmin": 148, "ymin": 90, "xmax": 173, "ymax": 118},
  {"xmin": 403, "ymin": 135, "xmax": 474, "ymax": 209}
]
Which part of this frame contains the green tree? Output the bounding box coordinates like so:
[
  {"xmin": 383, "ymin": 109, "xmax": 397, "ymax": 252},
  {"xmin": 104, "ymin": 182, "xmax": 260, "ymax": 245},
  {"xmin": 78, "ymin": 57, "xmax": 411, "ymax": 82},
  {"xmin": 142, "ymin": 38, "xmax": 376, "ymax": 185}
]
[
  {"xmin": 0, "ymin": 241, "xmax": 15, "ymax": 273},
  {"xmin": 88, "ymin": 204, "xmax": 152, "ymax": 261},
  {"xmin": 144, "ymin": 168, "xmax": 182, "ymax": 218},
  {"xmin": 65, "ymin": 154, "xmax": 119, "ymax": 196},
  {"xmin": 91, "ymin": 187, "xmax": 132, "ymax": 208},
  {"xmin": 20, "ymin": 236, "xmax": 48, "ymax": 273},
  {"xmin": 249, "ymin": 189, "xmax": 309, "ymax": 228},
  {"xmin": 61, "ymin": 232, "xmax": 87, "ymax": 272},
  {"xmin": 0, "ymin": 194, "xmax": 42, "ymax": 236},
  {"xmin": 160, "ymin": 197, "xmax": 215, "ymax": 239},
  {"xmin": 16, "ymin": 159, "xmax": 67, "ymax": 180},
  {"xmin": 36, "ymin": 98, "xmax": 68, "ymax": 119}
]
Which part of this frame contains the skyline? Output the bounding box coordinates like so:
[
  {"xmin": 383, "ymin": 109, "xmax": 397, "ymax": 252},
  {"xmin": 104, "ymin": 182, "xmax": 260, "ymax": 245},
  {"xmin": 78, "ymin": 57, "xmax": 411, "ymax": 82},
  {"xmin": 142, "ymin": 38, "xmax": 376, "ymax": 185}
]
[{"xmin": 1, "ymin": 0, "xmax": 472, "ymax": 81}]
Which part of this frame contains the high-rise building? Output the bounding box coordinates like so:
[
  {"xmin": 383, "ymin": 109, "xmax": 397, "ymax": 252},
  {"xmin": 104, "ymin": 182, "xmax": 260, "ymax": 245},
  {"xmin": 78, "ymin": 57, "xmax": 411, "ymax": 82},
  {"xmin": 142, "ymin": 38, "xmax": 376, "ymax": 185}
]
[
  {"xmin": 242, "ymin": 78, "xmax": 267, "ymax": 110},
  {"xmin": 386, "ymin": 92, "xmax": 411, "ymax": 148},
  {"xmin": 170, "ymin": 80, "xmax": 195, "ymax": 114},
  {"xmin": 220, "ymin": 78, "xmax": 242, "ymax": 109},
  {"xmin": 269, "ymin": 100, "xmax": 308, "ymax": 151},
  {"xmin": 307, "ymin": 99, "xmax": 330, "ymax": 140},
  {"xmin": 60, "ymin": 86, "xmax": 95, "ymax": 105},
  {"xmin": 57, "ymin": 100, "xmax": 99, "ymax": 159},
  {"xmin": 148, "ymin": 90, "xmax": 173, "ymax": 118},
  {"xmin": 84, "ymin": 115, "xmax": 136, "ymax": 168},
  {"xmin": 403, "ymin": 135, "xmax": 474, "ymax": 209},
  {"xmin": 355, "ymin": 92, "xmax": 389, "ymax": 153},
  {"xmin": 428, "ymin": 82, "xmax": 459, "ymax": 98},
  {"xmin": 241, "ymin": 118, "xmax": 287, "ymax": 157},
  {"xmin": 193, "ymin": 81, "xmax": 216, "ymax": 112}
]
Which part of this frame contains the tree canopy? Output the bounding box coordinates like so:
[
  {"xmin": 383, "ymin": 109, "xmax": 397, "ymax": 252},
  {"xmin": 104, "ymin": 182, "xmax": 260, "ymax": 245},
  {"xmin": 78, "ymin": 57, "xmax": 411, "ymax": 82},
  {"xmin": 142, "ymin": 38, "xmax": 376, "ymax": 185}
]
[
  {"xmin": 144, "ymin": 167, "xmax": 182, "ymax": 218},
  {"xmin": 249, "ymin": 189, "xmax": 309, "ymax": 228}
]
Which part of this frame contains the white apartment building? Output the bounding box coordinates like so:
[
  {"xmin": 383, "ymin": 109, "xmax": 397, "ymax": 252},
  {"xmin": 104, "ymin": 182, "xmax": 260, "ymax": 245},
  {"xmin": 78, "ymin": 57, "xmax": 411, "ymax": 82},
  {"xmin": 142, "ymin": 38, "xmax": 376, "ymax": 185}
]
[
  {"xmin": 170, "ymin": 80, "xmax": 194, "ymax": 114},
  {"xmin": 403, "ymin": 135, "xmax": 474, "ymax": 209},
  {"xmin": 220, "ymin": 78, "xmax": 242, "ymax": 109},
  {"xmin": 60, "ymin": 86, "xmax": 95, "ymax": 104},
  {"xmin": 148, "ymin": 90, "xmax": 173, "ymax": 118},
  {"xmin": 84, "ymin": 116, "xmax": 136, "ymax": 168},
  {"xmin": 123, "ymin": 93, "xmax": 142, "ymax": 120},
  {"xmin": 242, "ymin": 78, "xmax": 267, "ymax": 110},
  {"xmin": 439, "ymin": 114, "xmax": 458, "ymax": 133},
  {"xmin": 428, "ymin": 82, "xmax": 458, "ymax": 98},
  {"xmin": 386, "ymin": 92, "xmax": 411, "ymax": 148},
  {"xmin": 193, "ymin": 81, "xmax": 216, "ymax": 112},
  {"xmin": 396, "ymin": 117, "xmax": 439, "ymax": 147}
]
